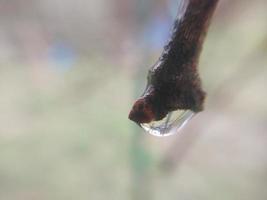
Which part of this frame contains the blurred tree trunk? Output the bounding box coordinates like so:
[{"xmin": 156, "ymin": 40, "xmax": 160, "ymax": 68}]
[{"xmin": 130, "ymin": 53, "xmax": 154, "ymax": 200}]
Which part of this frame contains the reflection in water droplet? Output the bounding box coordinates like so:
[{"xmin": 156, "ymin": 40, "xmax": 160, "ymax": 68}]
[{"xmin": 140, "ymin": 110, "xmax": 195, "ymax": 137}]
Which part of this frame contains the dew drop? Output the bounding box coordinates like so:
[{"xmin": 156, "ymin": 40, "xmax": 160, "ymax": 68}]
[{"xmin": 140, "ymin": 110, "xmax": 195, "ymax": 137}]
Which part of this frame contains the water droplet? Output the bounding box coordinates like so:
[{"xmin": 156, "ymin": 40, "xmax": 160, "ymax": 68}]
[{"xmin": 140, "ymin": 110, "xmax": 195, "ymax": 137}]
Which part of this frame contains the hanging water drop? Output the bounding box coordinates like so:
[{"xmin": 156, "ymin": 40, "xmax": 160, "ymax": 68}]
[
  {"xmin": 128, "ymin": 0, "xmax": 219, "ymax": 137},
  {"xmin": 140, "ymin": 110, "xmax": 195, "ymax": 137}
]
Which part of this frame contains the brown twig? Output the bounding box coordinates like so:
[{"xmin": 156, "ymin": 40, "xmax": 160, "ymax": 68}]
[
  {"xmin": 129, "ymin": 0, "xmax": 220, "ymax": 124},
  {"xmin": 160, "ymin": 38, "xmax": 267, "ymax": 171}
]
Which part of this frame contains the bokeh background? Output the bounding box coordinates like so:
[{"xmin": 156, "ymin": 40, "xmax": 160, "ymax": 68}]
[{"xmin": 0, "ymin": 0, "xmax": 267, "ymax": 199}]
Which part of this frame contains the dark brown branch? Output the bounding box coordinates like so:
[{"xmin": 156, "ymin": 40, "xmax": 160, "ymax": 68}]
[
  {"xmin": 129, "ymin": 0, "xmax": 219, "ymax": 124},
  {"xmin": 160, "ymin": 37, "xmax": 267, "ymax": 171}
]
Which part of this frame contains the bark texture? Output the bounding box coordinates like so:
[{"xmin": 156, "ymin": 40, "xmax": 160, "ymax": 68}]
[{"xmin": 129, "ymin": 0, "xmax": 219, "ymax": 124}]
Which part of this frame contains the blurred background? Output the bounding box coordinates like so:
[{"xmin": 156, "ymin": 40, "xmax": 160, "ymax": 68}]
[{"xmin": 0, "ymin": 0, "xmax": 267, "ymax": 199}]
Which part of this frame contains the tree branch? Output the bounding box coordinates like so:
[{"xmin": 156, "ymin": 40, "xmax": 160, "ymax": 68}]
[{"xmin": 129, "ymin": 0, "xmax": 220, "ymax": 124}]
